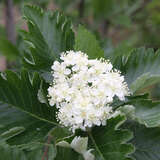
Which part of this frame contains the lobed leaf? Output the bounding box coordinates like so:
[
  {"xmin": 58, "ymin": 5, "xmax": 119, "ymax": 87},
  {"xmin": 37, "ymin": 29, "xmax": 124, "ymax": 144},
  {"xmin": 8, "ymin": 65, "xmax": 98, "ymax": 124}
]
[
  {"xmin": 22, "ymin": 5, "xmax": 75, "ymax": 71},
  {"xmin": 89, "ymin": 115, "xmax": 134, "ymax": 160},
  {"xmin": 131, "ymin": 99, "xmax": 160, "ymax": 128},
  {"xmin": 0, "ymin": 140, "xmax": 27, "ymax": 160},
  {"xmin": 0, "ymin": 70, "xmax": 57, "ymax": 125},
  {"xmin": 114, "ymin": 48, "xmax": 160, "ymax": 93},
  {"xmin": 124, "ymin": 121, "xmax": 160, "ymax": 160},
  {"xmin": 0, "ymin": 103, "xmax": 54, "ymax": 145},
  {"xmin": 0, "ymin": 103, "xmax": 57, "ymax": 159}
]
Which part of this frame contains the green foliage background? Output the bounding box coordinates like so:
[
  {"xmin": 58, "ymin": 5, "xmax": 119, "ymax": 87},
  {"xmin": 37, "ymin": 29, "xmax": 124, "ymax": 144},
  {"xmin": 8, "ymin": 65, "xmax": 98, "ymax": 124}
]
[{"xmin": 1, "ymin": 1, "xmax": 160, "ymax": 160}]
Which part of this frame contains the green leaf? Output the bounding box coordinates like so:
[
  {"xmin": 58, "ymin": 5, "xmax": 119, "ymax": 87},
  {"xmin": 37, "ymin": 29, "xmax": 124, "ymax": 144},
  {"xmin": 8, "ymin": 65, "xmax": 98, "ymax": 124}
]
[
  {"xmin": 55, "ymin": 147, "xmax": 80, "ymax": 160},
  {"xmin": 114, "ymin": 48, "xmax": 160, "ymax": 93},
  {"xmin": 74, "ymin": 26, "xmax": 104, "ymax": 59},
  {"xmin": 0, "ymin": 141, "xmax": 27, "ymax": 160},
  {"xmin": 111, "ymin": 93, "xmax": 149, "ymax": 110},
  {"xmin": 0, "ymin": 38, "xmax": 20, "ymax": 61},
  {"xmin": 0, "ymin": 69, "xmax": 57, "ymax": 125},
  {"xmin": 22, "ymin": 5, "xmax": 74, "ymax": 71},
  {"xmin": 0, "ymin": 136, "xmax": 55, "ymax": 160},
  {"xmin": 48, "ymin": 127, "xmax": 80, "ymax": 160},
  {"xmin": 49, "ymin": 127, "xmax": 73, "ymax": 143},
  {"xmin": 20, "ymin": 141, "xmax": 56, "ymax": 160},
  {"xmin": 0, "ymin": 127, "xmax": 25, "ymax": 141},
  {"xmin": 49, "ymin": 127, "xmax": 79, "ymax": 160},
  {"xmin": 117, "ymin": 95, "xmax": 160, "ymax": 128},
  {"xmin": 0, "ymin": 103, "xmax": 53, "ymax": 145},
  {"xmin": 48, "ymin": 127, "xmax": 82, "ymax": 160},
  {"xmin": 124, "ymin": 122, "xmax": 160, "ymax": 160},
  {"xmin": 89, "ymin": 115, "xmax": 134, "ymax": 160},
  {"xmin": 0, "ymin": 103, "xmax": 56, "ymax": 159},
  {"xmin": 118, "ymin": 105, "xmax": 136, "ymax": 121},
  {"xmin": 131, "ymin": 99, "xmax": 160, "ymax": 128},
  {"xmin": 130, "ymin": 74, "xmax": 160, "ymax": 93}
]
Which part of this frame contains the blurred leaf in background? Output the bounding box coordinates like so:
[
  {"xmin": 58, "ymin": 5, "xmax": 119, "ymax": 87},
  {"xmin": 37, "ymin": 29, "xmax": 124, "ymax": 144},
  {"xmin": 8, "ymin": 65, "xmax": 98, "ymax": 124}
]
[{"xmin": 0, "ymin": 38, "xmax": 20, "ymax": 61}]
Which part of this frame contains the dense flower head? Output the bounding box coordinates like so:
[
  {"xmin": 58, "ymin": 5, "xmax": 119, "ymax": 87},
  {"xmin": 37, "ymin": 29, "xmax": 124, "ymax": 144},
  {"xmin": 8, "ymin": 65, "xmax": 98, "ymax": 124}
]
[{"xmin": 48, "ymin": 51, "xmax": 129, "ymax": 132}]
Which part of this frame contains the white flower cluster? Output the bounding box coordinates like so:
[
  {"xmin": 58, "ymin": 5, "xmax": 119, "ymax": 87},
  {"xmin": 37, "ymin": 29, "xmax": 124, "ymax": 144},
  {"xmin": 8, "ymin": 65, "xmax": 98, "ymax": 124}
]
[{"xmin": 48, "ymin": 51, "xmax": 129, "ymax": 132}]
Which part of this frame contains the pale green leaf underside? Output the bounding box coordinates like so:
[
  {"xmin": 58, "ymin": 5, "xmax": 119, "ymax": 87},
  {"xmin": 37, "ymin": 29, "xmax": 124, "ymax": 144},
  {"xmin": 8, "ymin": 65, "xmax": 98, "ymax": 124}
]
[
  {"xmin": 124, "ymin": 122, "xmax": 160, "ymax": 160},
  {"xmin": 130, "ymin": 73, "xmax": 160, "ymax": 93},
  {"xmin": 133, "ymin": 99, "xmax": 160, "ymax": 127},
  {"xmin": 114, "ymin": 48, "xmax": 160, "ymax": 93}
]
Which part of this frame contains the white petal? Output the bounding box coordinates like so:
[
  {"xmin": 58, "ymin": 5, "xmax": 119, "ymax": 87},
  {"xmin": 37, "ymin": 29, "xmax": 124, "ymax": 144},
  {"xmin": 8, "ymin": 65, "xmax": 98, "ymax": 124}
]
[
  {"xmin": 83, "ymin": 149, "xmax": 95, "ymax": 160},
  {"xmin": 71, "ymin": 136, "xmax": 88, "ymax": 154}
]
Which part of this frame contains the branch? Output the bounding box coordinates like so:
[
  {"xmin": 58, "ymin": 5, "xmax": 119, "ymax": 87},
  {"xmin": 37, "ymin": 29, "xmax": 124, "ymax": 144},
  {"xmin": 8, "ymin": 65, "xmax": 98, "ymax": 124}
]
[
  {"xmin": 132, "ymin": 0, "xmax": 152, "ymax": 16},
  {"xmin": 78, "ymin": 0, "xmax": 85, "ymax": 18},
  {"xmin": 101, "ymin": 19, "xmax": 110, "ymax": 36},
  {"xmin": 5, "ymin": 0, "xmax": 16, "ymax": 44}
]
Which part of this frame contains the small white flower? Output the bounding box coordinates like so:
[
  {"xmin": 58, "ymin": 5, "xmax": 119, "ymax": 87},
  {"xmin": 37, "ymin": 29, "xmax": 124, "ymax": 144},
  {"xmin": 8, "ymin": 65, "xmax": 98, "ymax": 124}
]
[
  {"xmin": 48, "ymin": 51, "xmax": 129, "ymax": 132},
  {"xmin": 71, "ymin": 136, "xmax": 88, "ymax": 154},
  {"xmin": 64, "ymin": 68, "xmax": 71, "ymax": 75},
  {"xmin": 72, "ymin": 65, "xmax": 79, "ymax": 71}
]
